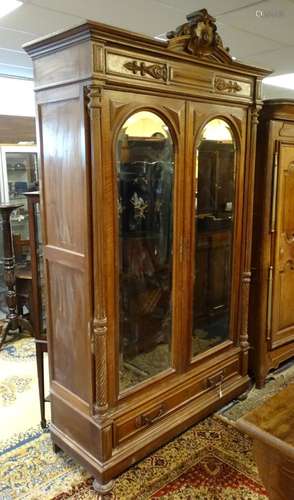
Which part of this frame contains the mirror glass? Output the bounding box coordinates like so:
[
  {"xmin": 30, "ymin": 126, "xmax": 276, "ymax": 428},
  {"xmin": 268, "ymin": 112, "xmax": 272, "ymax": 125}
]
[
  {"xmin": 116, "ymin": 111, "xmax": 174, "ymax": 391},
  {"xmin": 192, "ymin": 118, "xmax": 236, "ymax": 357}
]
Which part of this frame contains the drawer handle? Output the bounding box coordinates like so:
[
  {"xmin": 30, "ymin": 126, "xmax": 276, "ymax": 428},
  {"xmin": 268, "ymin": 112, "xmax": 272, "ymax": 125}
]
[
  {"xmin": 208, "ymin": 371, "xmax": 224, "ymax": 399},
  {"xmin": 135, "ymin": 403, "xmax": 167, "ymax": 428}
]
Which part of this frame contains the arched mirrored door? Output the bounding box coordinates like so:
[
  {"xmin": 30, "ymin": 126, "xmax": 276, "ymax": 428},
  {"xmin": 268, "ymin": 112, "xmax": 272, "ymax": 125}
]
[
  {"xmin": 116, "ymin": 111, "xmax": 175, "ymax": 391},
  {"xmin": 192, "ymin": 118, "xmax": 236, "ymax": 358}
]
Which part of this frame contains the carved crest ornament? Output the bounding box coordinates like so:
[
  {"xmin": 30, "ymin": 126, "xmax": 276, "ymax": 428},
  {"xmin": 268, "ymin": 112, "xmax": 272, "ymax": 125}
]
[{"xmin": 166, "ymin": 8, "xmax": 232, "ymax": 63}]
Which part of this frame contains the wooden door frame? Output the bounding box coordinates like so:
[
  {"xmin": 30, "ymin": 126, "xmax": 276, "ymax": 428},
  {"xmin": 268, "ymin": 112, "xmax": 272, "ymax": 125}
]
[
  {"xmin": 102, "ymin": 89, "xmax": 187, "ymax": 408},
  {"xmin": 183, "ymin": 100, "xmax": 247, "ymax": 370}
]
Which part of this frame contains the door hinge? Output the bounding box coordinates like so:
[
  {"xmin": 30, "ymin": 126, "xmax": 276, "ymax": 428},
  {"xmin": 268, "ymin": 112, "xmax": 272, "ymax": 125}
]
[
  {"xmin": 266, "ymin": 265, "xmax": 273, "ymax": 341},
  {"xmin": 270, "ymin": 150, "xmax": 279, "ymax": 233}
]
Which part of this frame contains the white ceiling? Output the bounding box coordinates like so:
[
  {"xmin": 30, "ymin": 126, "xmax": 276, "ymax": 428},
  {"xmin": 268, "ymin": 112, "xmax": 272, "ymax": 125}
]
[{"xmin": 0, "ymin": 0, "xmax": 294, "ymax": 97}]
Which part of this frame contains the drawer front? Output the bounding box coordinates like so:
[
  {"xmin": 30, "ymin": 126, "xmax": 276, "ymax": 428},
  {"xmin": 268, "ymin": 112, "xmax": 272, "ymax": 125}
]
[{"xmin": 113, "ymin": 358, "xmax": 239, "ymax": 446}]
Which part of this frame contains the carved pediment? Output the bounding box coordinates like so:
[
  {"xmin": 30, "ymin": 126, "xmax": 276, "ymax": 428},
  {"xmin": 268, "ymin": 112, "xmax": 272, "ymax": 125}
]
[{"xmin": 166, "ymin": 8, "xmax": 232, "ymax": 63}]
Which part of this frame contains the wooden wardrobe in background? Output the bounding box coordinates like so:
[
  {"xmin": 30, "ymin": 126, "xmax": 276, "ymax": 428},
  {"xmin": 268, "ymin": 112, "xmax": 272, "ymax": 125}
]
[
  {"xmin": 250, "ymin": 100, "xmax": 294, "ymax": 387},
  {"xmin": 24, "ymin": 9, "xmax": 270, "ymax": 496}
]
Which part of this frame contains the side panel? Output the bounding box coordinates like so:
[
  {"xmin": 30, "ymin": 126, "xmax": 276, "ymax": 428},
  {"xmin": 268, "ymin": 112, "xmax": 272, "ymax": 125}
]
[{"xmin": 37, "ymin": 85, "xmax": 93, "ymax": 406}]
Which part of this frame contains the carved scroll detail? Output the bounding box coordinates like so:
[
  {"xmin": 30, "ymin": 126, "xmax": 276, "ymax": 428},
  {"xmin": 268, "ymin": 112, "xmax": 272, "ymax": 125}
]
[
  {"xmin": 167, "ymin": 8, "xmax": 232, "ymax": 62},
  {"xmin": 240, "ymin": 272, "xmax": 251, "ymax": 346},
  {"xmin": 214, "ymin": 78, "xmax": 242, "ymax": 93},
  {"xmin": 124, "ymin": 60, "xmax": 168, "ymax": 81},
  {"xmin": 93, "ymin": 317, "xmax": 108, "ymax": 412},
  {"xmin": 240, "ymin": 271, "xmax": 251, "ymax": 375}
]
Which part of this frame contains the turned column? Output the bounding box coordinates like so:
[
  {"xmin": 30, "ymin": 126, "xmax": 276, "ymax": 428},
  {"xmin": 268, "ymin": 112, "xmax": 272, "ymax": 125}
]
[{"xmin": 0, "ymin": 203, "xmax": 33, "ymax": 349}]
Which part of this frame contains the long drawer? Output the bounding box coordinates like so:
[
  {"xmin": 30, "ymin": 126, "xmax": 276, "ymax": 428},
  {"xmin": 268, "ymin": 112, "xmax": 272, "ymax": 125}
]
[{"xmin": 113, "ymin": 357, "xmax": 239, "ymax": 446}]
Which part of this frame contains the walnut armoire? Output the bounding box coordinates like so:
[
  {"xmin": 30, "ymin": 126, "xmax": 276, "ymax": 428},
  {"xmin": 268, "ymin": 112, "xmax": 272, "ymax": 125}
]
[
  {"xmin": 250, "ymin": 100, "xmax": 294, "ymax": 387},
  {"xmin": 24, "ymin": 9, "xmax": 270, "ymax": 496}
]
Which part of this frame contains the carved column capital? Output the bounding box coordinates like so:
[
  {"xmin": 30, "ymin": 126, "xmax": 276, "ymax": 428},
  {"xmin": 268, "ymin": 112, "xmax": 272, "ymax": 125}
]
[
  {"xmin": 87, "ymin": 84, "xmax": 102, "ymax": 110},
  {"xmin": 251, "ymin": 104, "xmax": 261, "ymax": 126}
]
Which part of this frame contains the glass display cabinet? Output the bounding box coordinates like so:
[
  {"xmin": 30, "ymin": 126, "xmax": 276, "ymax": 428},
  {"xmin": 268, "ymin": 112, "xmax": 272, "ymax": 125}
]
[
  {"xmin": 24, "ymin": 8, "xmax": 271, "ymax": 496},
  {"xmin": 0, "ymin": 146, "xmax": 38, "ymax": 319}
]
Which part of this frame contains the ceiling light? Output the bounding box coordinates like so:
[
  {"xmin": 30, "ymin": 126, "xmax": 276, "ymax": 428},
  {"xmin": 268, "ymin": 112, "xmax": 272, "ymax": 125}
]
[
  {"xmin": 0, "ymin": 1, "xmax": 23, "ymax": 19},
  {"xmin": 154, "ymin": 33, "xmax": 167, "ymax": 41},
  {"xmin": 263, "ymin": 74, "xmax": 294, "ymax": 90}
]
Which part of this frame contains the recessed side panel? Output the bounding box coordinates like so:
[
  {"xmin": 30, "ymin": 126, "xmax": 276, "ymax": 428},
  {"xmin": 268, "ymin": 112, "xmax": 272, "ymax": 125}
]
[
  {"xmin": 39, "ymin": 89, "xmax": 92, "ymax": 405},
  {"xmin": 47, "ymin": 261, "xmax": 90, "ymax": 401},
  {"xmin": 41, "ymin": 98, "xmax": 86, "ymax": 254}
]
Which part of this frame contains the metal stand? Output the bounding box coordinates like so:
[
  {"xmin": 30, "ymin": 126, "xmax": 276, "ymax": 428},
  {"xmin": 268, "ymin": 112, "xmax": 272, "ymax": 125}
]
[{"xmin": 0, "ymin": 203, "xmax": 33, "ymax": 349}]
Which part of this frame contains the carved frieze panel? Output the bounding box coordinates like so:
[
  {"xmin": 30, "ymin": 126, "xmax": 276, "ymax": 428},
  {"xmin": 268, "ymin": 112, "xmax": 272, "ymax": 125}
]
[
  {"xmin": 106, "ymin": 52, "xmax": 169, "ymax": 83},
  {"xmin": 124, "ymin": 60, "xmax": 167, "ymax": 81},
  {"xmin": 214, "ymin": 76, "xmax": 251, "ymax": 97}
]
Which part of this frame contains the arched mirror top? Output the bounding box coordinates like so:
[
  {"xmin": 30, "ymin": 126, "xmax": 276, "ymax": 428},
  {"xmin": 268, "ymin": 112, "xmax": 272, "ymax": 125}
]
[
  {"xmin": 120, "ymin": 110, "xmax": 171, "ymax": 138},
  {"xmin": 116, "ymin": 110, "xmax": 174, "ymax": 166},
  {"xmin": 200, "ymin": 118, "xmax": 235, "ymax": 144}
]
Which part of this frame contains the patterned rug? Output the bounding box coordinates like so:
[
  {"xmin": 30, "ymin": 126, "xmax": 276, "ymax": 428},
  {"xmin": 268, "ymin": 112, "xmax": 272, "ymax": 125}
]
[
  {"xmin": 1, "ymin": 415, "xmax": 268, "ymax": 499},
  {"xmin": 0, "ymin": 336, "xmax": 50, "ymax": 442},
  {"xmin": 4, "ymin": 338, "xmax": 293, "ymax": 498}
]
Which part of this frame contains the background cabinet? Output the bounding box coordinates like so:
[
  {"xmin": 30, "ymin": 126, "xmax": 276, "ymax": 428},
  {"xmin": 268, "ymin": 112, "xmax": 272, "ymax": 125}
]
[
  {"xmin": 0, "ymin": 146, "xmax": 38, "ymax": 320},
  {"xmin": 250, "ymin": 100, "xmax": 294, "ymax": 387},
  {"xmin": 24, "ymin": 8, "xmax": 270, "ymax": 494}
]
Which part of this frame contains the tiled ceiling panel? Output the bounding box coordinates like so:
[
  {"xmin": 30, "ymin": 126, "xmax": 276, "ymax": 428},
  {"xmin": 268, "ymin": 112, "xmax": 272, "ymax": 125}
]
[
  {"xmin": 244, "ymin": 45, "xmax": 294, "ymax": 74},
  {"xmin": 154, "ymin": 0, "xmax": 266, "ymax": 16},
  {"xmin": 0, "ymin": 2, "xmax": 82, "ymax": 36},
  {"xmin": 217, "ymin": 22, "xmax": 283, "ymax": 59},
  {"xmin": 218, "ymin": 0, "xmax": 294, "ymax": 45},
  {"xmin": 0, "ymin": 48, "xmax": 31, "ymax": 66},
  {"xmin": 24, "ymin": 0, "xmax": 182, "ymax": 36},
  {"xmin": 0, "ymin": 27, "xmax": 37, "ymax": 51}
]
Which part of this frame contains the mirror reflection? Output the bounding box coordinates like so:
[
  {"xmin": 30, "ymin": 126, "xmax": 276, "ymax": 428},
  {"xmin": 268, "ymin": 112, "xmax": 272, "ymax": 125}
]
[
  {"xmin": 192, "ymin": 119, "xmax": 236, "ymax": 357},
  {"xmin": 116, "ymin": 111, "xmax": 174, "ymax": 391}
]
